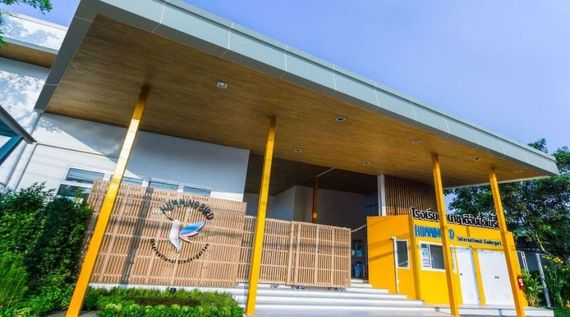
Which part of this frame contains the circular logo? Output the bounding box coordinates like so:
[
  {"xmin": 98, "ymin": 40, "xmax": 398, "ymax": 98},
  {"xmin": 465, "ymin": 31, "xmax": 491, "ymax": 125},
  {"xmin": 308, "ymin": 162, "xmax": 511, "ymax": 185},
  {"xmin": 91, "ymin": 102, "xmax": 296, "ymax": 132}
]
[{"xmin": 150, "ymin": 198, "xmax": 214, "ymax": 264}]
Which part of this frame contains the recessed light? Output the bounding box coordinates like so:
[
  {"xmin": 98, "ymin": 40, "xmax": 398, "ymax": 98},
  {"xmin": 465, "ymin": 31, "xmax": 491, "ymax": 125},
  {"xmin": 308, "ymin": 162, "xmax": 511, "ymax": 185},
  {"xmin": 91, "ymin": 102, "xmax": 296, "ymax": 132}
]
[
  {"xmin": 216, "ymin": 81, "xmax": 228, "ymax": 89},
  {"xmin": 473, "ymin": 157, "xmax": 481, "ymax": 161},
  {"xmin": 335, "ymin": 115, "xmax": 346, "ymax": 123},
  {"xmin": 293, "ymin": 148, "xmax": 303, "ymax": 153},
  {"xmin": 514, "ymin": 169, "xmax": 524, "ymax": 174},
  {"xmin": 411, "ymin": 138, "xmax": 422, "ymax": 144},
  {"xmin": 362, "ymin": 161, "xmax": 370, "ymax": 165}
]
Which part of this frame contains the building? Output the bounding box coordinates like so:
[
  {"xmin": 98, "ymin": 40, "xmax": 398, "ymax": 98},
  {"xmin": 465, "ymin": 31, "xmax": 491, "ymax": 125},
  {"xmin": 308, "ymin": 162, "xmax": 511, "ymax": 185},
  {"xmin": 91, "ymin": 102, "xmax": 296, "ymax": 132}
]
[{"xmin": 0, "ymin": 1, "xmax": 559, "ymax": 316}]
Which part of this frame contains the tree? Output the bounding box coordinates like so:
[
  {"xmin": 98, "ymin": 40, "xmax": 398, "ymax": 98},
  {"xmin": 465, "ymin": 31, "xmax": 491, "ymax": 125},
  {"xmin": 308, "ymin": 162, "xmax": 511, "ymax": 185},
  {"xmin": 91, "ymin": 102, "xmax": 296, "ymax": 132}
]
[
  {"xmin": 446, "ymin": 139, "xmax": 570, "ymax": 261},
  {"xmin": 0, "ymin": 0, "xmax": 52, "ymax": 45}
]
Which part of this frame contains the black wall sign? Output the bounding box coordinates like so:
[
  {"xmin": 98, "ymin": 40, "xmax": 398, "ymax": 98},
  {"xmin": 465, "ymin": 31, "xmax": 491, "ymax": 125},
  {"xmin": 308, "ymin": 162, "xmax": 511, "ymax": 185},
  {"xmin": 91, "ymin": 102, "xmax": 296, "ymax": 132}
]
[{"xmin": 411, "ymin": 207, "xmax": 498, "ymax": 229}]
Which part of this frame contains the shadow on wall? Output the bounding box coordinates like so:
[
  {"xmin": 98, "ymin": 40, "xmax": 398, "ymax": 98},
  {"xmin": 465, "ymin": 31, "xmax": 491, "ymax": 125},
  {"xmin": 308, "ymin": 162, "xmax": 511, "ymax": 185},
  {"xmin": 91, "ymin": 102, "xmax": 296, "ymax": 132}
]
[{"xmin": 0, "ymin": 14, "xmax": 65, "ymax": 50}]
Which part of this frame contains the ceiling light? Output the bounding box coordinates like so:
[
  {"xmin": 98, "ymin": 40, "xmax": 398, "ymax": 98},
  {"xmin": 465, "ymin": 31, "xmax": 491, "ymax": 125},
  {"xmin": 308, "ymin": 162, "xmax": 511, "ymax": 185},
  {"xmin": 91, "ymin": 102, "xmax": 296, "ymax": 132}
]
[
  {"xmin": 335, "ymin": 115, "xmax": 346, "ymax": 123},
  {"xmin": 514, "ymin": 169, "xmax": 524, "ymax": 174},
  {"xmin": 362, "ymin": 161, "xmax": 370, "ymax": 165},
  {"xmin": 473, "ymin": 157, "xmax": 481, "ymax": 161},
  {"xmin": 216, "ymin": 81, "xmax": 228, "ymax": 89},
  {"xmin": 411, "ymin": 138, "xmax": 422, "ymax": 144},
  {"xmin": 293, "ymin": 148, "xmax": 303, "ymax": 153}
]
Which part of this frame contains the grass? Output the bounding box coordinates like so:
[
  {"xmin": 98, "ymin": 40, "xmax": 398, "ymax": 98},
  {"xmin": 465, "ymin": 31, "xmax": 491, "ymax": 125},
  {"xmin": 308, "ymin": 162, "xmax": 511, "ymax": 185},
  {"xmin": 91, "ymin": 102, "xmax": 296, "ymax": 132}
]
[{"xmin": 555, "ymin": 307, "xmax": 570, "ymax": 317}]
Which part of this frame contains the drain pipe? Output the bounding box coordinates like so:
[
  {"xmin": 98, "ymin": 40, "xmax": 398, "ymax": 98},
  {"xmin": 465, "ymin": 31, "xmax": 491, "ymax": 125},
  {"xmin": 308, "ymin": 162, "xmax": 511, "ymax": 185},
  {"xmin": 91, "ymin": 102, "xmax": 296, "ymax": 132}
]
[
  {"xmin": 391, "ymin": 236, "xmax": 399, "ymax": 293},
  {"xmin": 536, "ymin": 253, "xmax": 551, "ymax": 308}
]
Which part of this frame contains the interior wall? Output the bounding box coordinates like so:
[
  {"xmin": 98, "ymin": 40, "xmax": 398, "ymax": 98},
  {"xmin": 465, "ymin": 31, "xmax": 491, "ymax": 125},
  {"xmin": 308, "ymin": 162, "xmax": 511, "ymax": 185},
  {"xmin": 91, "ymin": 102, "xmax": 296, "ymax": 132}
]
[
  {"xmin": 385, "ymin": 175, "xmax": 437, "ymax": 215},
  {"xmin": 18, "ymin": 113, "xmax": 250, "ymax": 201}
]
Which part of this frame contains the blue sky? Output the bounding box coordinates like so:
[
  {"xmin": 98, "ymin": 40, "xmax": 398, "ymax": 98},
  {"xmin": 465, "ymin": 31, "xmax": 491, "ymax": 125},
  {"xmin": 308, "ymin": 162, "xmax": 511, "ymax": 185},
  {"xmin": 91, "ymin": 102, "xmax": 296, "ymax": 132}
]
[{"xmin": 3, "ymin": 0, "xmax": 569, "ymax": 152}]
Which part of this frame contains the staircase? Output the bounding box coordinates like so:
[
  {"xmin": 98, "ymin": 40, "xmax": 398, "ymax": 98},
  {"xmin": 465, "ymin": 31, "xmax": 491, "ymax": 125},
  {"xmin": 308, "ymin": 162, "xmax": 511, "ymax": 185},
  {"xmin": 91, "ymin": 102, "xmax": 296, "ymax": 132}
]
[{"xmin": 197, "ymin": 279, "xmax": 440, "ymax": 315}]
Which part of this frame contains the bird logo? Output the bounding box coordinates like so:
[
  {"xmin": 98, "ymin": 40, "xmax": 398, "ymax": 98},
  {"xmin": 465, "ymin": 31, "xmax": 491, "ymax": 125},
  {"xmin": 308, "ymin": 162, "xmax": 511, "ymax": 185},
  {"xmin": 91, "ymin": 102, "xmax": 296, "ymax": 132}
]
[{"xmin": 168, "ymin": 219, "xmax": 206, "ymax": 253}]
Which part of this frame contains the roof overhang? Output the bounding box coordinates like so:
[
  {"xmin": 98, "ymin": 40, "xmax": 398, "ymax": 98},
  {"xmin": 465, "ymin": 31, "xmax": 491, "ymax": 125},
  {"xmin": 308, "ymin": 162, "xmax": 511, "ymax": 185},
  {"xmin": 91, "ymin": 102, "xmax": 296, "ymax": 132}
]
[{"xmin": 33, "ymin": 0, "xmax": 559, "ymax": 187}]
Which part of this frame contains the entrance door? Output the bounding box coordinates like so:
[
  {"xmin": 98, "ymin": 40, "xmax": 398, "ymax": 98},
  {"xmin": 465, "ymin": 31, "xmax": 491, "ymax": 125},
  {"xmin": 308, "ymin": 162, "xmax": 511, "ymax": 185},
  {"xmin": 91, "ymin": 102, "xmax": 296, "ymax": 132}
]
[
  {"xmin": 456, "ymin": 247, "xmax": 479, "ymax": 305},
  {"xmin": 478, "ymin": 250, "xmax": 514, "ymax": 305}
]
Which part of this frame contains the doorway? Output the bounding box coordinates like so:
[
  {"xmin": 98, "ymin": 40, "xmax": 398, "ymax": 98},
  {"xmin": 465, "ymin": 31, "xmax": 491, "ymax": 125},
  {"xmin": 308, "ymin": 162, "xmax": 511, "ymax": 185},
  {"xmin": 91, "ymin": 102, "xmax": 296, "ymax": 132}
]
[{"xmin": 456, "ymin": 247, "xmax": 479, "ymax": 305}]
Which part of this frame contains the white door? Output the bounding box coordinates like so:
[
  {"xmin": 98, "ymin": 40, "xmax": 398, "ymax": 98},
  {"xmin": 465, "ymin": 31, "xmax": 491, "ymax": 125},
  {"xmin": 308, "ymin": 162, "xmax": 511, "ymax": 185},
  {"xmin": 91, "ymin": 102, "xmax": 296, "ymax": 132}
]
[
  {"xmin": 456, "ymin": 247, "xmax": 479, "ymax": 305},
  {"xmin": 478, "ymin": 250, "xmax": 514, "ymax": 305}
]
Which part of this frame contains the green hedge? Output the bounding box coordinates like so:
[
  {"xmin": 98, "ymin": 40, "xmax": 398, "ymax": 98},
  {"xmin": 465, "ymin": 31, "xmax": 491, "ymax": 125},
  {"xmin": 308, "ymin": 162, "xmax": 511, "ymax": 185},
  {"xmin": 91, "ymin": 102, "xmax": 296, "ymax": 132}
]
[
  {"xmin": 85, "ymin": 288, "xmax": 242, "ymax": 317},
  {"xmin": 0, "ymin": 185, "xmax": 243, "ymax": 317}
]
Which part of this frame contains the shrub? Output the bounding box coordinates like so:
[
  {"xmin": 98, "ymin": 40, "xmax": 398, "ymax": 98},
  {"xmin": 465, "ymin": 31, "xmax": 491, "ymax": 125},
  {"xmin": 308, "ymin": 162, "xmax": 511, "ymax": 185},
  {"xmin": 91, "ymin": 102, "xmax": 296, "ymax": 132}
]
[
  {"xmin": 0, "ymin": 184, "xmax": 92, "ymax": 316},
  {"xmin": 0, "ymin": 253, "xmax": 28, "ymax": 308},
  {"xmin": 522, "ymin": 270, "xmax": 543, "ymax": 307},
  {"xmin": 84, "ymin": 287, "xmax": 243, "ymax": 317},
  {"xmin": 544, "ymin": 256, "xmax": 570, "ymax": 308}
]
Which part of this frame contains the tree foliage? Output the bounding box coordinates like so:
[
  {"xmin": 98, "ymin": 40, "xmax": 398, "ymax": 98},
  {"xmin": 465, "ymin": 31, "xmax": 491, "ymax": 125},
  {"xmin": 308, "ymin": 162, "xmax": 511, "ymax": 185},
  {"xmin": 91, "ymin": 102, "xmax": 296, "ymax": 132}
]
[
  {"xmin": 0, "ymin": 0, "xmax": 52, "ymax": 45},
  {"xmin": 447, "ymin": 139, "xmax": 570, "ymax": 260}
]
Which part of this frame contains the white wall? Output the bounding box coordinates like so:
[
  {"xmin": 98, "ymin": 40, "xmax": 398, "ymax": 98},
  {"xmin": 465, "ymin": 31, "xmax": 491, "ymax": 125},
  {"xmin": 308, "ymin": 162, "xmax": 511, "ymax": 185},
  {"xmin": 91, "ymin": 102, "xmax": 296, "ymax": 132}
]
[
  {"xmin": 0, "ymin": 58, "xmax": 48, "ymax": 188},
  {"xmin": 18, "ymin": 114, "xmax": 250, "ymax": 201},
  {"xmin": 0, "ymin": 14, "xmax": 66, "ymax": 51}
]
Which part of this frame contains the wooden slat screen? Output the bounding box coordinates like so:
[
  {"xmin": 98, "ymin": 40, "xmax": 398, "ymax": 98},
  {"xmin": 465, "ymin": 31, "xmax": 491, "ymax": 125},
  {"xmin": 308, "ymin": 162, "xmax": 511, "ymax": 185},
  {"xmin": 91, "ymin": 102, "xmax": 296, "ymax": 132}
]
[
  {"xmin": 385, "ymin": 175, "xmax": 437, "ymax": 215},
  {"xmin": 237, "ymin": 217, "xmax": 351, "ymax": 288},
  {"xmin": 86, "ymin": 181, "xmax": 351, "ymax": 289},
  {"xmin": 87, "ymin": 181, "xmax": 246, "ymax": 287}
]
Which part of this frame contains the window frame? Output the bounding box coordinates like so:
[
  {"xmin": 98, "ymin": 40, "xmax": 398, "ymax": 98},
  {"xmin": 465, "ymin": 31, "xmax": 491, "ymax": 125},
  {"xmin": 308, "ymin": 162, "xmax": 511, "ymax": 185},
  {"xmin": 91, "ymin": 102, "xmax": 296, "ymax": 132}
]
[
  {"xmin": 57, "ymin": 167, "xmax": 213, "ymax": 203},
  {"xmin": 419, "ymin": 241, "xmax": 457, "ymax": 272},
  {"xmin": 395, "ymin": 239, "xmax": 410, "ymax": 269}
]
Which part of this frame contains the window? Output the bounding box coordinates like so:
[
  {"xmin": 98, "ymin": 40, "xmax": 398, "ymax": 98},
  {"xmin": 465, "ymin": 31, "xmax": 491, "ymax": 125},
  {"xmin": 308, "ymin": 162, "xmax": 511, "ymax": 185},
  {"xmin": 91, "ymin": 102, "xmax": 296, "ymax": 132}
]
[
  {"xmin": 149, "ymin": 180, "xmax": 179, "ymax": 191},
  {"xmin": 420, "ymin": 243, "xmax": 445, "ymax": 270},
  {"xmin": 183, "ymin": 186, "xmax": 211, "ymax": 197},
  {"xmin": 396, "ymin": 240, "xmax": 409, "ymax": 268},
  {"xmin": 122, "ymin": 177, "xmax": 144, "ymax": 186},
  {"xmin": 57, "ymin": 168, "xmax": 106, "ymax": 203},
  {"xmin": 57, "ymin": 167, "xmax": 212, "ymax": 203}
]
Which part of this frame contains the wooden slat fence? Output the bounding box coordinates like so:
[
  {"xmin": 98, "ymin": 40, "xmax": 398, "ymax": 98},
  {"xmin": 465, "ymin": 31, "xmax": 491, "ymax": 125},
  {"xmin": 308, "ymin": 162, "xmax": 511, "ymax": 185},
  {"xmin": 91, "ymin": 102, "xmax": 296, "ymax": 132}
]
[
  {"xmin": 86, "ymin": 181, "xmax": 351, "ymax": 289},
  {"xmin": 237, "ymin": 216, "xmax": 351, "ymax": 288}
]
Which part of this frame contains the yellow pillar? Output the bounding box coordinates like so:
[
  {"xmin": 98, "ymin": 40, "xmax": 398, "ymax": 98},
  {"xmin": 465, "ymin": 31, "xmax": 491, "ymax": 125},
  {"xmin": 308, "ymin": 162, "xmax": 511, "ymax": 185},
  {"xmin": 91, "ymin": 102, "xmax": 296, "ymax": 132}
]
[
  {"xmin": 471, "ymin": 247, "xmax": 487, "ymax": 305},
  {"xmin": 66, "ymin": 86, "xmax": 149, "ymax": 317},
  {"xmin": 489, "ymin": 168, "xmax": 526, "ymax": 317},
  {"xmin": 311, "ymin": 177, "xmax": 318, "ymax": 223},
  {"xmin": 432, "ymin": 154, "xmax": 460, "ymax": 316},
  {"xmin": 408, "ymin": 215, "xmax": 422, "ymax": 299},
  {"xmin": 245, "ymin": 117, "xmax": 276, "ymax": 316}
]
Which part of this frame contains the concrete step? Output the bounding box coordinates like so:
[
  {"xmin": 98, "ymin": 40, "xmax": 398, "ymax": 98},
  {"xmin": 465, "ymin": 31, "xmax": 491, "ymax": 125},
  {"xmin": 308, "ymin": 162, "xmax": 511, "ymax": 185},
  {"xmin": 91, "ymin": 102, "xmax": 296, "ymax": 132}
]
[
  {"xmin": 197, "ymin": 286, "xmax": 400, "ymax": 299},
  {"xmin": 435, "ymin": 306, "xmax": 554, "ymax": 317},
  {"xmin": 254, "ymin": 304, "xmax": 435, "ymax": 312},
  {"xmin": 234, "ymin": 295, "xmax": 424, "ymax": 307}
]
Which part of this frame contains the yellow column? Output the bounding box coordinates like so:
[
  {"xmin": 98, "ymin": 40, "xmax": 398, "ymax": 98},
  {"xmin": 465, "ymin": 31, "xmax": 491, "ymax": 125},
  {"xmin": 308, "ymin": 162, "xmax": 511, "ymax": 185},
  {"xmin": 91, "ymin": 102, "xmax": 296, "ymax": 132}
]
[
  {"xmin": 408, "ymin": 214, "xmax": 422, "ymax": 299},
  {"xmin": 432, "ymin": 154, "xmax": 460, "ymax": 316},
  {"xmin": 66, "ymin": 86, "xmax": 149, "ymax": 317},
  {"xmin": 489, "ymin": 168, "xmax": 526, "ymax": 317},
  {"xmin": 471, "ymin": 247, "xmax": 487, "ymax": 305},
  {"xmin": 311, "ymin": 177, "xmax": 318, "ymax": 223},
  {"xmin": 245, "ymin": 117, "xmax": 276, "ymax": 316}
]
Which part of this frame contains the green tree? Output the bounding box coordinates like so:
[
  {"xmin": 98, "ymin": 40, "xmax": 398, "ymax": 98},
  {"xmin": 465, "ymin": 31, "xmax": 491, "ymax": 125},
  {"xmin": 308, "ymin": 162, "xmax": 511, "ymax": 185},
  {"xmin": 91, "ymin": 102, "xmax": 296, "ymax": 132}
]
[
  {"xmin": 446, "ymin": 139, "xmax": 570, "ymax": 261},
  {"xmin": 0, "ymin": 0, "xmax": 52, "ymax": 45}
]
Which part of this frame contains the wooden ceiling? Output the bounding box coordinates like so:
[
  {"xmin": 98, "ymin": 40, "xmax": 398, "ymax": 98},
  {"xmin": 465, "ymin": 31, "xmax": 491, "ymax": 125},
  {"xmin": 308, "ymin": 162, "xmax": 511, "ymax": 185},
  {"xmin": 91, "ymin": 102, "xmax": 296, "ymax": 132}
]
[
  {"xmin": 0, "ymin": 42, "xmax": 55, "ymax": 68},
  {"xmin": 45, "ymin": 16, "xmax": 545, "ymax": 187}
]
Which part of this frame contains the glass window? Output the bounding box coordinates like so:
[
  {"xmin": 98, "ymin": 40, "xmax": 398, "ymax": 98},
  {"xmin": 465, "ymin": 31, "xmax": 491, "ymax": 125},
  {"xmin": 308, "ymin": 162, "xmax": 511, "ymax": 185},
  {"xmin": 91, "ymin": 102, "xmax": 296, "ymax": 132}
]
[
  {"xmin": 183, "ymin": 186, "xmax": 211, "ymax": 197},
  {"xmin": 65, "ymin": 168, "xmax": 105, "ymax": 184},
  {"xmin": 429, "ymin": 244, "xmax": 445, "ymax": 269},
  {"xmin": 56, "ymin": 184, "xmax": 91, "ymax": 203},
  {"xmin": 149, "ymin": 180, "xmax": 179, "ymax": 191},
  {"xmin": 420, "ymin": 243, "xmax": 445, "ymax": 270},
  {"xmin": 122, "ymin": 177, "xmax": 144, "ymax": 186},
  {"xmin": 396, "ymin": 240, "xmax": 409, "ymax": 268}
]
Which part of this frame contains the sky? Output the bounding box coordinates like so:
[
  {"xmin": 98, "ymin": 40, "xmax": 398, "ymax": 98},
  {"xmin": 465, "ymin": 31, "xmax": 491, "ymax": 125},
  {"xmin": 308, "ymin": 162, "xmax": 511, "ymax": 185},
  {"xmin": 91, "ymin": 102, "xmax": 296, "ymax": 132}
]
[{"xmin": 2, "ymin": 0, "xmax": 569, "ymax": 152}]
